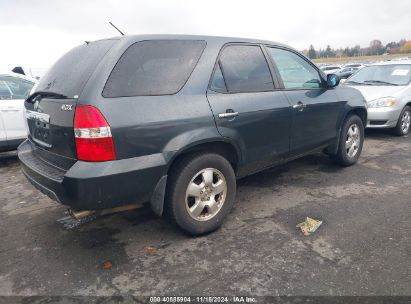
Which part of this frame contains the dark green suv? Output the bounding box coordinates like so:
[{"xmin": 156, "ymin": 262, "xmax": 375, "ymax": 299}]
[{"xmin": 18, "ymin": 35, "xmax": 367, "ymax": 235}]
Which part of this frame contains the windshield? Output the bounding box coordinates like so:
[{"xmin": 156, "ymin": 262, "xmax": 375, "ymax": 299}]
[{"xmin": 347, "ymin": 64, "xmax": 411, "ymax": 86}]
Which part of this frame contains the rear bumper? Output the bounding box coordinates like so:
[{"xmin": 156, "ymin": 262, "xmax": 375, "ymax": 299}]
[
  {"xmin": 18, "ymin": 139, "xmax": 168, "ymax": 210},
  {"xmin": 366, "ymin": 107, "xmax": 402, "ymax": 128}
]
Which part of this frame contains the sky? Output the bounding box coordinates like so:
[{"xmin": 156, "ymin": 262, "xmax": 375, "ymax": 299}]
[{"xmin": 1, "ymin": 0, "xmax": 411, "ymax": 77}]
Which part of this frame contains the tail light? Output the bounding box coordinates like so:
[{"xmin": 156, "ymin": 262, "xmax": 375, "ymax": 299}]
[{"xmin": 74, "ymin": 105, "xmax": 116, "ymax": 162}]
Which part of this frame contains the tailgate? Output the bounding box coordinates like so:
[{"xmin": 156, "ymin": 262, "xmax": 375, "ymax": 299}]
[
  {"xmin": 23, "ymin": 38, "xmax": 117, "ymax": 165},
  {"xmin": 26, "ymin": 95, "xmax": 77, "ymax": 162}
]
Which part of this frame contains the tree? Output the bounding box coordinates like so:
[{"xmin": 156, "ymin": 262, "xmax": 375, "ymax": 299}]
[
  {"xmin": 369, "ymin": 40, "xmax": 385, "ymax": 55},
  {"xmin": 325, "ymin": 45, "xmax": 335, "ymax": 57},
  {"xmin": 308, "ymin": 45, "xmax": 317, "ymax": 59},
  {"xmin": 352, "ymin": 45, "xmax": 361, "ymax": 56},
  {"xmin": 343, "ymin": 47, "xmax": 351, "ymax": 57},
  {"xmin": 400, "ymin": 41, "xmax": 411, "ymax": 53},
  {"xmin": 386, "ymin": 41, "xmax": 400, "ymax": 49}
]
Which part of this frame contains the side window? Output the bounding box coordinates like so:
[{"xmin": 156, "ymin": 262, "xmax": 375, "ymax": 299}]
[
  {"xmin": 0, "ymin": 76, "xmax": 34, "ymax": 100},
  {"xmin": 267, "ymin": 48, "xmax": 322, "ymax": 89},
  {"xmin": 215, "ymin": 45, "xmax": 274, "ymax": 93},
  {"xmin": 103, "ymin": 40, "xmax": 206, "ymax": 97}
]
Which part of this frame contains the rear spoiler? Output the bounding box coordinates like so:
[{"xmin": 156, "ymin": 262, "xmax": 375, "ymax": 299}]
[{"xmin": 26, "ymin": 91, "xmax": 68, "ymax": 104}]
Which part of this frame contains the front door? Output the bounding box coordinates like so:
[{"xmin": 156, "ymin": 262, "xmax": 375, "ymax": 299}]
[
  {"xmin": 265, "ymin": 47, "xmax": 343, "ymax": 156},
  {"xmin": 206, "ymin": 44, "xmax": 292, "ymax": 175}
]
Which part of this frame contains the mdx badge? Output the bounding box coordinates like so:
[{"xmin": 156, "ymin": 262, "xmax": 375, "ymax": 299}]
[{"xmin": 61, "ymin": 104, "xmax": 73, "ymax": 111}]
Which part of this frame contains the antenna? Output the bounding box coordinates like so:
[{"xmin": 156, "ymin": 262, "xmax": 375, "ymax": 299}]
[{"xmin": 109, "ymin": 22, "xmax": 124, "ymax": 36}]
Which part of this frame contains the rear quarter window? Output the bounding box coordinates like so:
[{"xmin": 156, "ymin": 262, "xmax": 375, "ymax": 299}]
[{"xmin": 103, "ymin": 40, "xmax": 206, "ymax": 97}]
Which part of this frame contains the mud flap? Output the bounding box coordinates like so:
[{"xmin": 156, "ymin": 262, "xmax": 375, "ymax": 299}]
[{"xmin": 150, "ymin": 175, "xmax": 167, "ymax": 216}]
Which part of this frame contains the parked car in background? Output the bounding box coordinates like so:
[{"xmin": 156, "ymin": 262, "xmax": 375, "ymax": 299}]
[
  {"xmin": 0, "ymin": 72, "xmax": 36, "ymax": 152},
  {"xmin": 18, "ymin": 35, "xmax": 367, "ymax": 235},
  {"xmin": 320, "ymin": 65, "xmax": 341, "ymax": 75},
  {"xmin": 343, "ymin": 63, "xmax": 366, "ymax": 69},
  {"xmin": 345, "ymin": 60, "xmax": 411, "ymax": 135},
  {"xmin": 336, "ymin": 67, "xmax": 361, "ymax": 79}
]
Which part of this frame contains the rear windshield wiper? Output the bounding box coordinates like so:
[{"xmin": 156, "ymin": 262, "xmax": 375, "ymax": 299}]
[
  {"xmin": 364, "ymin": 80, "xmax": 399, "ymax": 86},
  {"xmin": 26, "ymin": 91, "xmax": 68, "ymax": 103}
]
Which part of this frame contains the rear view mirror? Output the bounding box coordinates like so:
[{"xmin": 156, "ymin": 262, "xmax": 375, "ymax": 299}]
[{"xmin": 327, "ymin": 74, "xmax": 340, "ymax": 87}]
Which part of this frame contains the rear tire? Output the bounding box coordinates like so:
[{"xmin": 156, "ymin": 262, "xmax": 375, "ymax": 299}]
[
  {"xmin": 330, "ymin": 114, "xmax": 364, "ymax": 166},
  {"xmin": 393, "ymin": 106, "xmax": 411, "ymax": 136},
  {"xmin": 165, "ymin": 153, "xmax": 236, "ymax": 235}
]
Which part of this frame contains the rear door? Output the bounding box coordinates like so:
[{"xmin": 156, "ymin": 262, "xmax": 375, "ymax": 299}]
[
  {"xmin": 25, "ymin": 39, "xmax": 116, "ymax": 161},
  {"xmin": 0, "ymin": 76, "xmax": 34, "ymax": 141},
  {"xmin": 265, "ymin": 47, "xmax": 343, "ymax": 156},
  {"xmin": 206, "ymin": 44, "xmax": 292, "ymax": 174}
]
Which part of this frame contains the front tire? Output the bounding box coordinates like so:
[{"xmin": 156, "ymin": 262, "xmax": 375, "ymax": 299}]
[
  {"xmin": 330, "ymin": 114, "xmax": 364, "ymax": 166},
  {"xmin": 393, "ymin": 106, "xmax": 411, "ymax": 136},
  {"xmin": 165, "ymin": 153, "xmax": 236, "ymax": 235}
]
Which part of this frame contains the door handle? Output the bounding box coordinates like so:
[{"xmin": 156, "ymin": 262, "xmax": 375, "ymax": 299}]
[
  {"xmin": 293, "ymin": 101, "xmax": 306, "ymax": 112},
  {"xmin": 218, "ymin": 111, "xmax": 239, "ymax": 119}
]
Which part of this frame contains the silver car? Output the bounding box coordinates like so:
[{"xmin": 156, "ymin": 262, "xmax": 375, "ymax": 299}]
[{"xmin": 344, "ymin": 60, "xmax": 411, "ymax": 135}]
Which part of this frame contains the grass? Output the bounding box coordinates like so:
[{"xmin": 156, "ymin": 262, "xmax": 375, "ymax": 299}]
[{"xmin": 313, "ymin": 53, "xmax": 411, "ymax": 64}]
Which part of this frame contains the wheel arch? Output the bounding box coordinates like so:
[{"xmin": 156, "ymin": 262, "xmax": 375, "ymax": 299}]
[
  {"xmin": 150, "ymin": 125, "xmax": 242, "ymax": 217},
  {"xmin": 328, "ymin": 106, "xmax": 367, "ymax": 155},
  {"xmin": 166, "ymin": 139, "xmax": 241, "ymax": 175},
  {"xmin": 348, "ymin": 107, "xmax": 367, "ymax": 127},
  {"xmin": 150, "ymin": 139, "xmax": 240, "ymax": 218}
]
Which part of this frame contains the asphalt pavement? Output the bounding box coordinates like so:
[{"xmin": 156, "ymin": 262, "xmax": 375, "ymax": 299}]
[{"xmin": 0, "ymin": 129, "xmax": 410, "ymax": 297}]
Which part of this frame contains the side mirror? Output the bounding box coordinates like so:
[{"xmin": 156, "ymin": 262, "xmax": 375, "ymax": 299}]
[{"xmin": 327, "ymin": 74, "xmax": 340, "ymax": 87}]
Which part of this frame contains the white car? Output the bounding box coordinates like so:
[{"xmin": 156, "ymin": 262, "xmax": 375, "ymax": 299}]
[
  {"xmin": 0, "ymin": 72, "xmax": 36, "ymax": 152},
  {"xmin": 345, "ymin": 60, "xmax": 411, "ymax": 135},
  {"xmin": 320, "ymin": 65, "xmax": 341, "ymax": 75}
]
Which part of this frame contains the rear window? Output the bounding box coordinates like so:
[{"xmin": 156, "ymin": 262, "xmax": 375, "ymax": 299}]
[
  {"xmin": 102, "ymin": 40, "xmax": 206, "ymax": 97},
  {"xmin": 35, "ymin": 39, "xmax": 116, "ymax": 98}
]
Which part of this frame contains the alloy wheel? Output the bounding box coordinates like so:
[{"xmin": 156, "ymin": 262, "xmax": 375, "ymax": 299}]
[
  {"xmin": 401, "ymin": 110, "xmax": 411, "ymax": 134},
  {"xmin": 346, "ymin": 124, "xmax": 361, "ymax": 158},
  {"xmin": 185, "ymin": 168, "xmax": 227, "ymax": 221}
]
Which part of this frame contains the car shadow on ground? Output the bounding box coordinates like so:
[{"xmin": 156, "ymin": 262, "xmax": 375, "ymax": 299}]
[
  {"xmin": 365, "ymin": 128, "xmax": 404, "ymax": 139},
  {"xmin": 5, "ymin": 127, "xmax": 408, "ymax": 243},
  {"xmin": 55, "ymin": 151, "xmax": 338, "ymax": 238}
]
